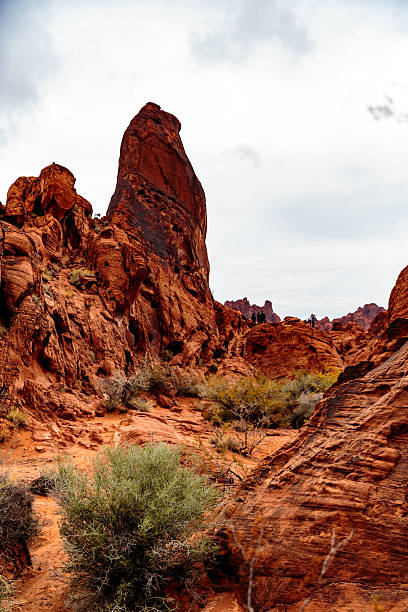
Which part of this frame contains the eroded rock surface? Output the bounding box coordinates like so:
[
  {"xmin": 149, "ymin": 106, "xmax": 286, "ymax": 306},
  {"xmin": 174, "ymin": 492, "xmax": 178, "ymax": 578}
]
[
  {"xmin": 220, "ymin": 276, "xmax": 408, "ymax": 610},
  {"xmin": 0, "ymin": 104, "xmax": 239, "ymax": 421}
]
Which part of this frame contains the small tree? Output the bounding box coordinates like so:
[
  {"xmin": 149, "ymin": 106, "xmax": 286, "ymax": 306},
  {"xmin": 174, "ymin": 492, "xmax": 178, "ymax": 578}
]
[{"xmin": 53, "ymin": 443, "xmax": 219, "ymax": 611}]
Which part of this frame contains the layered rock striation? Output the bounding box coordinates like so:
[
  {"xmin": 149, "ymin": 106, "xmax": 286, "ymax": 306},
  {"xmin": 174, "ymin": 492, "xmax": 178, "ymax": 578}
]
[{"xmin": 219, "ymin": 270, "xmax": 408, "ymax": 610}]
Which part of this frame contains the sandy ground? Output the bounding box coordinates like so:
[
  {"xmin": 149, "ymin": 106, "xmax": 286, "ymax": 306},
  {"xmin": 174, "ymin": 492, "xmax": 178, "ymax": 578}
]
[{"xmin": 0, "ymin": 399, "xmax": 295, "ymax": 611}]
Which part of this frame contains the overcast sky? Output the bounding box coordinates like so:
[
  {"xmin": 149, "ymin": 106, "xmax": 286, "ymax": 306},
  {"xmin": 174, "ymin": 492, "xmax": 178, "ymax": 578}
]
[{"xmin": 1, "ymin": 0, "xmax": 408, "ymax": 319}]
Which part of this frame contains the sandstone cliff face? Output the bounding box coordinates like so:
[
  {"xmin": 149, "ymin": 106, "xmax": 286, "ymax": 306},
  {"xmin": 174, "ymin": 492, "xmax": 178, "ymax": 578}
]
[
  {"xmin": 219, "ymin": 274, "xmax": 408, "ymax": 610},
  {"xmin": 103, "ymin": 102, "xmax": 216, "ymax": 364},
  {"xmin": 224, "ymin": 297, "xmax": 280, "ymax": 323},
  {"xmin": 0, "ymin": 104, "xmax": 236, "ymax": 420}
]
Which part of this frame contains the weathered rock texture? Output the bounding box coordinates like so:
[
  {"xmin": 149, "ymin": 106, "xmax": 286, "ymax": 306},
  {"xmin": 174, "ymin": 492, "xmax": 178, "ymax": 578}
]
[
  {"xmin": 0, "ymin": 104, "xmax": 239, "ymax": 421},
  {"xmin": 244, "ymin": 318, "xmax": 344, "ymax": 378},
  {"xmin": 220, "ymin": 273, "xmax": 408, "ymax": 610},
  {"xmin": 224, "ymin": 297, "xmax": 280, "ymax": 323}
]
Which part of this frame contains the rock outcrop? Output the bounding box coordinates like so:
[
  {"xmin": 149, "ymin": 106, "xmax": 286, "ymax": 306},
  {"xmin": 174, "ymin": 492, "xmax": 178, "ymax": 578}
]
[
  {"xmin": 316, "ymin": 303, "xmax": 385, "ymax": 332},
  {"xmin": 219, "ymin": 273, "xmax": 408, "ymax": 610},
  {"xmin": 0, "ymin": 104, "xmax": 238, "ymax": 421},
  {"xmin": 244, "ymin": 318, "xmax": 344, "ymax": 378},
  {"xmin": 224, "ymin": 297, "xmax": 280, "ymax": 323}
]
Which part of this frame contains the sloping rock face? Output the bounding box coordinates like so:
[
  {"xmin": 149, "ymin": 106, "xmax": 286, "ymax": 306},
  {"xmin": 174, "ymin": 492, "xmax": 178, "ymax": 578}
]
[
  {"xmin": 219, "ymin": 276, "xmax": 408, "ymax": 610},
  {"xmin": 0, "ymin": 104, "xmax": 236, "ymax": 420},
  {"xmin": 224, "ymin": 297, "xmax": 280, "ymax": 323}
]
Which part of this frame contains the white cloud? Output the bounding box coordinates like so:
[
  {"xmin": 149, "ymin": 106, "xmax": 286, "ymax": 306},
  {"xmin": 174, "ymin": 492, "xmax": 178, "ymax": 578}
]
[{"xmin": 1, "ymin": 0, "xmax": 408, "ymax": 319}]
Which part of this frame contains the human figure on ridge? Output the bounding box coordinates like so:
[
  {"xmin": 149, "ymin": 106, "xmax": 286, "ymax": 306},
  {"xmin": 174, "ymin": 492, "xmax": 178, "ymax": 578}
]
[
  {"xmin": 310, "ymin": 313, "xmax": 316, "ymax": 329},
  {"xmin": 251, "ymin": 313, "xmax": 256, "ymax": 324}
]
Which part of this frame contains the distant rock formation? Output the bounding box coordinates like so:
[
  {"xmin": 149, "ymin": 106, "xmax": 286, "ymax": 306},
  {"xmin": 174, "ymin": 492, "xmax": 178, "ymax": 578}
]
[
  {"xmin": 224, "ymin": 297, "xmax": 280, "ymax": 323},
  {"xmin": 316, "ymin": 303, "xmax": 385, "ymax": 332}
]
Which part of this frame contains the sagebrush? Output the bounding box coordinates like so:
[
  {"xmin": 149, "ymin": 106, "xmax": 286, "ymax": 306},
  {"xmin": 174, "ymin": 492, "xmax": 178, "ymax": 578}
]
[{"xmin": 53, "ymin": 443, "xmax": 219, "ymax": 610}]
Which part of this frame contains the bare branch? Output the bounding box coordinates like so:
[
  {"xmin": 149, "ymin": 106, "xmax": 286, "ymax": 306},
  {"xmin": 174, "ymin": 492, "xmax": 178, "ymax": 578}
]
[{"xmin": 299, "ymin": 528, "xmax": 354, "ymax": 612}]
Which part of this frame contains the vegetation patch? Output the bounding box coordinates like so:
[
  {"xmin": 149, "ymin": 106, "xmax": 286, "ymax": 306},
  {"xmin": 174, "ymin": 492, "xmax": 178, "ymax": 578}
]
[
  {"xmin": 0, "ymin": 572, "xmax": 14, "ymax": 611},
  {"xmin": 6, "ymin": 408, "xmax": 28, "ymax": 429},
  {"xmin": 69, "ymin": 269, "xmax": 95, "ymax": 287},
  {"xmin": 0, "ymin": 473, "xmax": 39, "ymax": 577},
  {"xmin": 52, "ymin": 443, "xmax": 219, "ymax": 611}
]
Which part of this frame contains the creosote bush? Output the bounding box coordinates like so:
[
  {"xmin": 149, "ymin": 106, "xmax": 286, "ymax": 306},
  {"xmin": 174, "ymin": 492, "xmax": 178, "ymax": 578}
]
[
  {"xmin": 53, "ymin": 443, "xmax": 219, "ymax": 611},
  {"xmin": 202, "ymin": 369, "xmax": 339, "ymax": 431},
  {"xmin": 203, "ymin": 375, "xmax": 290, "ymax": 428},
  {"xmin": 0, "ymin": 474, "xmax": 39, "ymax": 576}
]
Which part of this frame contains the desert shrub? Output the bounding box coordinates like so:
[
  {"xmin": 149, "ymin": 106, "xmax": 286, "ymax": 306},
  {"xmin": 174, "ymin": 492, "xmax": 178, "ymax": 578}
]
[
  {"xmin": 127, "ymin": 397, "xmax": 152, "ymax": 412},
  {"xmin": 291, "ymin": 392, "xmax": 323, "ymax": 428},
  {"xmin": 69, "ymin": 269, "xmax": 95, "ymax": 287},
  {"xmin": 171, "ymin": 371, "xmax": 203, "ymax": 398},
  {"xmin": 0, "ymin": 474, "xmax": 39, "ymax": 576},
  {"xmin": 0, "ymin": 572, "xmax": 13, "ymax": 611},
  {"xmin": 136, "ymin": 363, "xmax": 173, "ymax": 395},
  {"xmin": 29, "ymin": 468, "xmax": 59, "ymax": 496},
  {"xmin": 284, "ymin": 369, "xmax": 339, "ymax": 400},
  {"xmin": 6, "ymin": 408, "xmax": 27, "ymax": 429},
  {"xmin": 202, "ymin": 375, "xmax": 290, "ymax": 427},
  {"xmin": 210, "ymin": 427, "xmax": 241, "ymax": 454},
  {"xmin": 53, "ymin": 443, "xmax": 219, "ymax": 611},
  {"xmin": 99, "ymin": 373, "xmax": 141, "ymax": 412},
  {"xmin": 100, "ymin": 364, "xmax": 174, "ymax": 411},
  {"xmin": 0, "ymin": 428, "xmax": 9, "ymax": 444}
]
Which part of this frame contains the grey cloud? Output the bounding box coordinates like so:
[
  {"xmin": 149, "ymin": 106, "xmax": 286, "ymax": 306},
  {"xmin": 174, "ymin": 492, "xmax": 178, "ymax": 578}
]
[
  {"xmin": 0, "ymin": 0, "xmax": 59, "ymax": 143},
  {"xmin": 231, "ymin": 144, "xmax": 262, "ymax": 167},
  {"xmin": 367, "ymin": 95, "xmax": 408, "ymax": 123},
  {"xmin": 190, "ymin": 0, "xmax": 310, "ymax": 63}
]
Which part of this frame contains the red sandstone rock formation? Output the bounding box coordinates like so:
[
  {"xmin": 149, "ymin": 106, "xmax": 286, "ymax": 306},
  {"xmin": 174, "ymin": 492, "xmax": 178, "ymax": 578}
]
[
  {"xmin": 244, "ymin": 318, "xmax": 344, "ymax": 379},
  {"xmin": 218, "ymin": 272, "xmax": 408, "ymax": 610},
  {"xmin": 224, "ymin": 297, "xmax": 280, "ymax": 323},
  {"xmin": 316, "ymin": 303, "xmax": 385, "ymax": 332},
  {"xmin": 0, "ymin": 104, "xmax": 238, "ymax": 420}
]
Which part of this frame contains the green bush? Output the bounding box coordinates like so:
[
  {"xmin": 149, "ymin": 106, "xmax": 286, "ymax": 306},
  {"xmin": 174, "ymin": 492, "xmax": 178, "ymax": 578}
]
[
  {"xmin": 284, "ymin": 369, "xmax": 339, "ymax": 399},
  {"xmin": 0, "ymin": 474, "xmax": 39, "ymax": 576},
  {"xmin": 202, "ymin": 375, "xmax": 290, "ymax": 427},
  {"xmin": 6, "ymin": 408, "xmax": 28, "ymax": 428},
  {"xmin": 202, "ymin": 370, "xmax": 339, "ymax": 430},
  {"xmin": 53, "ymin": 443, "xmax": 219, "ymax": 611}
]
